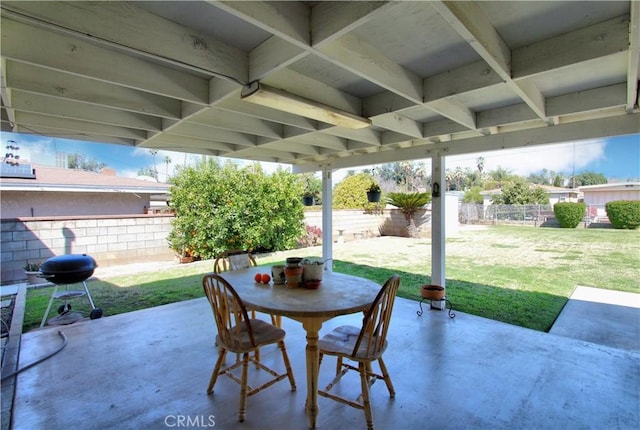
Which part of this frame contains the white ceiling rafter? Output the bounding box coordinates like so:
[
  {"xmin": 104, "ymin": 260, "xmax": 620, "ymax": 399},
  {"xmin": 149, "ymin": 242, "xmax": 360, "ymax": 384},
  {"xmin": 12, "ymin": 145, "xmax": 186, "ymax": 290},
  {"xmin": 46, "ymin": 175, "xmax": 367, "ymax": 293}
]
[
  {"xmin": 431, "ymin": 1, "xmax": 547, "ymax": 121},
  {"xmin": 0, "ymin": 1, "xmax": 636, "ymax": 170}
]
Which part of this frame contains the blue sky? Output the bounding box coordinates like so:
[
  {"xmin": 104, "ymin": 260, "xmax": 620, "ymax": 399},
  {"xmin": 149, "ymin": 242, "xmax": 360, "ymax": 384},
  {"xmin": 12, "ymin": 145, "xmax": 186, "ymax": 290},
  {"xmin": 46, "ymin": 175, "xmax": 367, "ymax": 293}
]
[{"xmin": 2, "ymin": 131, "xmax": 639, "ymax": 183}]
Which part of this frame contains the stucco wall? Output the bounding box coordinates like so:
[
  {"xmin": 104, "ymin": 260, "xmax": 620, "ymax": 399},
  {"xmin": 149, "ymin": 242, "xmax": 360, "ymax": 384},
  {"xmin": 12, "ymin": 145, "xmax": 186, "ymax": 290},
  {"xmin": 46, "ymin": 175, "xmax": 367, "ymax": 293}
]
[
  {"xmin": 0, "ymin": 191, "xmax": 150, "ymax": 218},
  {"xmin": 582, "ymin": 190, "xmax": 640, "ymax": 206}
]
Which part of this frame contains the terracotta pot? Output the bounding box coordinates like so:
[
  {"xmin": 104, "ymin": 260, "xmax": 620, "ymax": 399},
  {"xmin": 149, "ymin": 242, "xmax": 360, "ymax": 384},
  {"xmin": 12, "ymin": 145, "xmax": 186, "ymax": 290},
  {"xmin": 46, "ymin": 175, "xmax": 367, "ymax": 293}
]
[
  {"xmin": 285, "ymin": 257, "xmax": 303, "ymax": 267},
  {"xmin": 304, "ymin": 280, "xmax": 322, "ymax": 290},
  {"xmin": 25, "ymin": 271, "xmax": 41, "ymax": 285},
  {"xmin": 421, "ymin": 285, "xmax": 445, "ymax": 300},
  {"xmin": 284, "ymin": 266, "xmax": 303, "ymax": 288}
]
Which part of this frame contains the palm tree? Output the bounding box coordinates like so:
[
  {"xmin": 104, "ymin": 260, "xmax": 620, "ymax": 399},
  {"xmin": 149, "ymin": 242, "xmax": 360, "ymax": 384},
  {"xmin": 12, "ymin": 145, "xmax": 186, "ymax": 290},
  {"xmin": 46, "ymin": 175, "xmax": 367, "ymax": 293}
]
[
  {"xmin": 164, "ymin": 155, "xmax": 172, "ymax": 182},
  {"xmin": 489, "ymin": 166, "xmax": 512, "ymax": 188},
  {"xmin": 454, "ymin": 166, "xmax": 464, "ymax": 190},
  {"xmin": 150, "ymin": 149, "xmax": 159, "ymax": 181},
  {"xmin": 386, "ymin": 192, "xmax": 431, "ymax": 238},
  {"xmin": 476, "ymin": 156, "xmax": 485, "ymax": 175}
]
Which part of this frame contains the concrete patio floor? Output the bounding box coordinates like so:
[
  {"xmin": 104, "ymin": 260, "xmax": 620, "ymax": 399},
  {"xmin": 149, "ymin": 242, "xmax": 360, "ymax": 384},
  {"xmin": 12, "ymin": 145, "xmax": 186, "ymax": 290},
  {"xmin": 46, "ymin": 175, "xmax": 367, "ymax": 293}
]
[
  {"xmin": 7, "ymin": 292, "xmax": 639, "ymax": 430},
  {"xmin": 550, "ymin": 285, "xmax": 640, "ymax": 352}
]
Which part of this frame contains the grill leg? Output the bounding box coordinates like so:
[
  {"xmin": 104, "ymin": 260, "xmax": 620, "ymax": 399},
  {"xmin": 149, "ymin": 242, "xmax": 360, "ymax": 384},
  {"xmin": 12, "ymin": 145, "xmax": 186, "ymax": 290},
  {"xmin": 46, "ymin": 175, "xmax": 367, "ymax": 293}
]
[
  {"xmin": 82, "ymin": 281, "xmax": 96, "ymax": 309},
  {"xmin": 40, "ymin": 285, "xmax": 59, "ymax": 328}
]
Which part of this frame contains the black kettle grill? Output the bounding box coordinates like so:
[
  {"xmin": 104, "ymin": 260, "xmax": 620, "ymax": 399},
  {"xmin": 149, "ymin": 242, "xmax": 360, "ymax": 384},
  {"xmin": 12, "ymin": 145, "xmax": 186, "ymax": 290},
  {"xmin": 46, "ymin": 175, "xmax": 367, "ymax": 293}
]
[{"xmin": 39, "ymin": 254, "xmax": 103, "ymax": 327}]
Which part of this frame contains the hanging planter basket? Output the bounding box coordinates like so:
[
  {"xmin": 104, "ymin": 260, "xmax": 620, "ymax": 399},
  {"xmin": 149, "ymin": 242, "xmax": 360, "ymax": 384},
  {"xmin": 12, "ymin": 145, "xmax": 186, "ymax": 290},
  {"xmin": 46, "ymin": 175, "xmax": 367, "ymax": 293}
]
[
  {"xmin": 366, "ymin": 191, "xmax": 381, "ymax": 203},
  {"xmin": 302, "ymin": 195, "xmax": 315, "ymax": 206}
]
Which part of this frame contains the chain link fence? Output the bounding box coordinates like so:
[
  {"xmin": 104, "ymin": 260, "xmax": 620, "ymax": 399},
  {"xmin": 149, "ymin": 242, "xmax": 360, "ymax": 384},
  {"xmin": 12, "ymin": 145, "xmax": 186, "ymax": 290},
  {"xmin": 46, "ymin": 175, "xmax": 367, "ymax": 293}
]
[
  {"xmin": 459, "ymin": 203, "xmax": 609, "ymax": 227},
  {"xmin": 460, "ymin": 204, "xmax": 553, "ymax": 226}
]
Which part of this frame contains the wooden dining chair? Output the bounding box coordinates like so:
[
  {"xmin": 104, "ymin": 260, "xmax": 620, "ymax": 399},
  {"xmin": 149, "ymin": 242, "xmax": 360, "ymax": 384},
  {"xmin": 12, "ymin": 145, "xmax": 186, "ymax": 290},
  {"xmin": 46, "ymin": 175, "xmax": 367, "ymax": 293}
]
[
  {"xmin": 317, "ymin": 274, "xmax": 401, "ymax": 430},
  {"xmin": 213, "ymin": 250, "xmax": 281, "ymax": 328},
  {"xmin": 202, "ymin": 273, "xmax": 296, "ymax": 422},
  {"xmin": 213, "ymin": 249, "xmax": 257, "ymax": 273}
]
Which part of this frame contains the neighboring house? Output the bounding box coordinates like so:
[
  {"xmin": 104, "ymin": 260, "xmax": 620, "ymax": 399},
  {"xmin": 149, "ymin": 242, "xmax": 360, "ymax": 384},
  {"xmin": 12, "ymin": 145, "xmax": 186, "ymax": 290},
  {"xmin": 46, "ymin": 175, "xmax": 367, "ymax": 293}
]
[
  {"xmin": 578, "ymin": 182, "xmax": 640, "ymax": 219},
  {"xmin": 480, "ymin": 185, "xmax": 580, "ymax": 207},
  {"xmin": 0, "ymin": 163, "xmax": 171, "ymax": 218}
]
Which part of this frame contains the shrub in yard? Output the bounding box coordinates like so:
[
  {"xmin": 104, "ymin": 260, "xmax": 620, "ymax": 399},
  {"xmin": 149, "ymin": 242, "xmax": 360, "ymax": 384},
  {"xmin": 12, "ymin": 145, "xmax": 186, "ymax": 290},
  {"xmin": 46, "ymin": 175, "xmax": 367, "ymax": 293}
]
[
  {"xmin": 333, "ymin": 172, "xmax": 381, "ymax": 211},
  {"xmin": 553, "ymin": 202, "xmax": 586, "ymax": 228},
  {"xmin": 606, "ymin": 200, "xmax": 640, "ymax": 229},
  {"xmin": 169, "ymin": 159, "xmax": 305, "ymax": 258}
]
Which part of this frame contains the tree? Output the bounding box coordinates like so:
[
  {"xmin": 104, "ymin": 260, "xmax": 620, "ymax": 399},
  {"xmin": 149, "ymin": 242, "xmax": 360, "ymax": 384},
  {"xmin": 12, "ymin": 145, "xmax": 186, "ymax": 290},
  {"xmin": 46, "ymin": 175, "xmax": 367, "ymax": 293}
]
[
  {"xmin": 570, "ymin": 171, "xmax": 608, "ymax": 187},
  {"xmin": 528, "ymin": 169, "xmax": 566, "ymax": 187},
  {"xmin": 377, "ymin": 161, "xmax": 428, "ymax": 192},
  {"xmin": 332, "ymin": 172, "xmax": 381, "ymax": 210},
  {"xmin": 168, "ymin": 159, "xmax": 304, "ymax": 258},
  {"xmin": 491, "ymin": 177, "xmax": 549, "ymax": 205},
  {"xmin": 137, "ymin": 167, "xmax": 158, "ymax": 179},
  {"xmin": 300, "ymin": 173, "xmax": 322, "ymax": 205},
  {"xmin": 446, "ymin": 167, "xmax": 465, "ymax": 191},
  {"xmin": 164, "ymin": 156, "xmax": 172, "ymax": 182},
  {"xmin": 486, "ymin": 166, "xmax": 513, "ymax": 189},
  {"xmin": 386, "ymin": 192, "xmax": 431, "ymax": 238},
  {"xmin": 462, "ymin": 186, "xmax": 484, "ymax": 204},
  {"xmin": 67, "ymin": 153, "xmax": 106, "ymax": 172},
  {"xmin": 150, "ymin": 149, "xmax": 159, "ymax": 181},
  {"xmin": 528, "ymin": 169, "xmax": 551, "ymax": 185},
  {"xmin": 552, "ymin": 172, "xmax": 566, "ymax": 187},
  {"xmin": 476, "ymin": 157, "xmax": 485, "ymax": 176},
  {"xmin": 463, "ymin": 167, "xmax": 483, "ymax": 189}
]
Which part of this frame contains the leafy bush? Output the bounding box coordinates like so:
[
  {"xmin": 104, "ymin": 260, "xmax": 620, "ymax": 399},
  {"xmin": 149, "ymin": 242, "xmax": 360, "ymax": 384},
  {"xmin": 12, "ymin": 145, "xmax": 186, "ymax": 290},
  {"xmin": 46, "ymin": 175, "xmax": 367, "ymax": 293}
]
[
  {"xmin": 168, "ymin": 160, "xmax": 305, "ymax": 258},
  {"xmin": 332, "ymin": 173, "xmax": 381, "ymax": 210},
  {"xmin": 491, "ymin": 177, "xmax": 549, "ymax": 205},
  {"xmin": 606, "ymin": 200, "xmax": 640, "ymax": 229},
  {"xmin": 553, "ymin": 202, "xmax": 586, "ymax": 228},
  {"xmin": 462, "ymin": 186, "xmax": 483, "ymax": 204}
]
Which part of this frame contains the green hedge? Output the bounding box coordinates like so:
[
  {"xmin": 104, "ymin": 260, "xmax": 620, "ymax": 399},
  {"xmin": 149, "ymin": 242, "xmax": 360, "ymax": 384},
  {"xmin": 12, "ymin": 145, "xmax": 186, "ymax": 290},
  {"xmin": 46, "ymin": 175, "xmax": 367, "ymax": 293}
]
[
  {"xmin": 606, "ymin": 200, "xmax": 640, "ymax": 229},
  {"xmin": 553, "ymin": 202, "xmax": 586, "ymax": 228}
]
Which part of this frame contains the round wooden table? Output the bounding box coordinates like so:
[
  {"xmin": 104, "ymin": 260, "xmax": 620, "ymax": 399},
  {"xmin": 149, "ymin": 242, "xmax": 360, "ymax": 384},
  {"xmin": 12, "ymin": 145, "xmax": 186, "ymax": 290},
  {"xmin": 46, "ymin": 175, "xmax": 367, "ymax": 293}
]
[{"xmin": 218, "ymin": 266, "xmax": 381, "ymax": 429}]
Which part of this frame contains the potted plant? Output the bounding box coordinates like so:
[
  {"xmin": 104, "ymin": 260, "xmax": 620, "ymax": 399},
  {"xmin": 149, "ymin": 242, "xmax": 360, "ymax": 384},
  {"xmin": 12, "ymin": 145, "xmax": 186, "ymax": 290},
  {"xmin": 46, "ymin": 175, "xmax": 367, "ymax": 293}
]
[
  {"xmin": 366, "ymin": 182, "xmax": 382, "ymax": 202},
  {"xmin": 24, "ymin": 260, "xmax": 42, "ymax": 285},
  {"xmin": 302, "ymin": 191, "xmax": 315, "ymax": 206},
  {"xmin": 300, "ymin": 258, "xmax": 327, "ymax": 289}
]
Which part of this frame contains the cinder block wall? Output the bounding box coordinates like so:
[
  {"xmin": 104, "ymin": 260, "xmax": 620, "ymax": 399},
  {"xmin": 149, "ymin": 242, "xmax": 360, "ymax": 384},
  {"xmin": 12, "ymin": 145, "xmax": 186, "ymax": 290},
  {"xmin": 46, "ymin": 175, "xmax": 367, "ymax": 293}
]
[
  {"xmin": 1, "ymin": 210, "xmax": 432, "ymax": 284},
  {"xmin": 1, "ymin": 214, "xmax": 174, "ymax": 284},
  {"xmin": 303, "ymin": 208, "xmax": 431, "ymax": 241}
]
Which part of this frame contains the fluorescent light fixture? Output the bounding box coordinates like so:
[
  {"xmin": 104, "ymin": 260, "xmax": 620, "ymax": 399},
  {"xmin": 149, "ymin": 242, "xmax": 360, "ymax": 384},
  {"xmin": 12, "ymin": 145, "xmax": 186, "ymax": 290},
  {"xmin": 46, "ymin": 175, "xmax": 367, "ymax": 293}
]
[{"xmin": 241, "ymin": 82, "xmax": 371, "ymax": 129}]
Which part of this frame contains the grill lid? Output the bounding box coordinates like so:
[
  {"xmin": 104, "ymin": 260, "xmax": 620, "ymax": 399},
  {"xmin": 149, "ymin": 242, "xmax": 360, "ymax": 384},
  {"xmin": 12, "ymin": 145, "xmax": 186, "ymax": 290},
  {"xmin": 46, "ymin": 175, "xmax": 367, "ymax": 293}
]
[{"xmin": 40, "ymin": 254, "xmax": 98, "ymax": 284}]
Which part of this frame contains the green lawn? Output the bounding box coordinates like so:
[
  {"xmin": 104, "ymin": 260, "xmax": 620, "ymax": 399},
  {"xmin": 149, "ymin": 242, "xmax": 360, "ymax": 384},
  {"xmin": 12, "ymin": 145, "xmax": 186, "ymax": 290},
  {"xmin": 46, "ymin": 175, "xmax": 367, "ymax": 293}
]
[{"xmin": 22, "ymin": 225, "xmax": 639, "ymax": 333}]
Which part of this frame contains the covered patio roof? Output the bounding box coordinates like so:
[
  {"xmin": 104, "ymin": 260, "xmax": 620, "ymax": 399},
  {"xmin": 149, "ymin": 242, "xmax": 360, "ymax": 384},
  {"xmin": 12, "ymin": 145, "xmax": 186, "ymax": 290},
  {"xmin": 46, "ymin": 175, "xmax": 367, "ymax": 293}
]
[{"xmin": 1, "ymin": 1, "xmax": 638, "ymax": 171}]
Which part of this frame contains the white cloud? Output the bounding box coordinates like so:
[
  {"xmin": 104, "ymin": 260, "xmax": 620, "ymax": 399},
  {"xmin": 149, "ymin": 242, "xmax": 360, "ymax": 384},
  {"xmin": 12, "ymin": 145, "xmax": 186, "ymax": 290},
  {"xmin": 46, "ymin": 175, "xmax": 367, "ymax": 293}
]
[
  {"xmin": 11, "ymin": 136, "xmax": 58, "ymax": 166},
  {"xmin": 447, "ymin": 139, "xmax": 607, "ymax": 176},
  {"xmin": 2, "ymin": 131, "xmax": 610, "ymax": 183},
  {"xmin": 328, "ymin": 139, "xmax": 608, "ymax": 183}
]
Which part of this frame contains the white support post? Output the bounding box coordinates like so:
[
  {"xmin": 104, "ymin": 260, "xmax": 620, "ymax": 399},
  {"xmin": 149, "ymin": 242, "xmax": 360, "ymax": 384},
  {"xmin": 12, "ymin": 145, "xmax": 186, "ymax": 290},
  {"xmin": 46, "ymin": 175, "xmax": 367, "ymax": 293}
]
[
  {"xmin": 431, "ymin": 154, "xmax": 446, "ymax": 310},
  {"xmin": 321, "ymin": 167, "xmax": 333, "ymax": 272}
]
